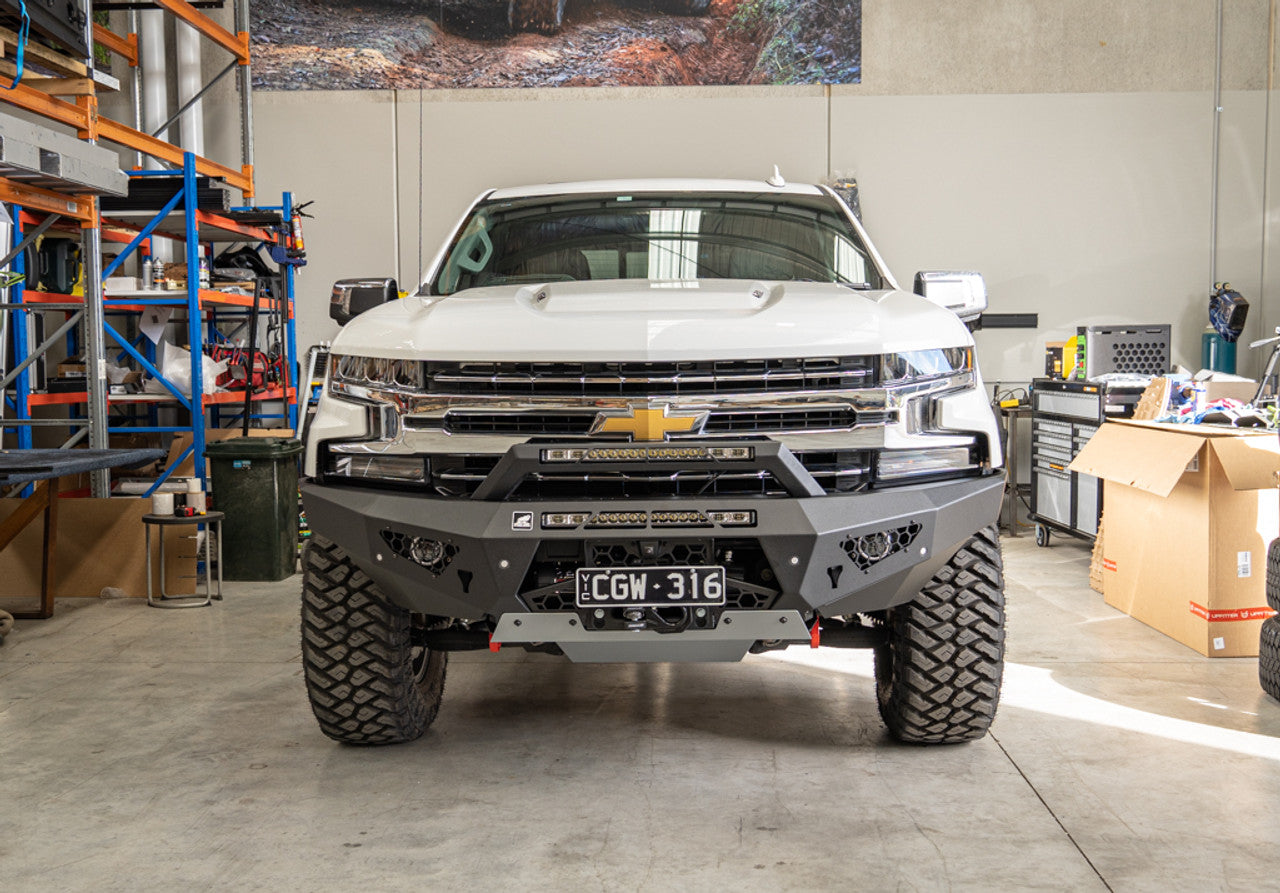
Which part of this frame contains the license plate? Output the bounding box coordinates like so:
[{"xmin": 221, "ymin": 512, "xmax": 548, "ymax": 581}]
[{"xmin": 575, "ymin": 566, "xmax": 727, "ymax": 608}]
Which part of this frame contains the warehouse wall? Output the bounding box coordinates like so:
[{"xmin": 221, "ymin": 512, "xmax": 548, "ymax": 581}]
[{"xmin": 196, "ymin": 1, "xmax": 1280, "ymax": 385}]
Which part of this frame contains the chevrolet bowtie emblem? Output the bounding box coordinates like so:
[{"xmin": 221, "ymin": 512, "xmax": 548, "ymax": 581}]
[{"xmin": 592, "ymin": 406, "xmax": 707, "ymax": 442}]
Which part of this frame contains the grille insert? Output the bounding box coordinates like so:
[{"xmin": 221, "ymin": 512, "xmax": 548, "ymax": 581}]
[
  {"xmin": 438, "ymin": 407, "xmax": 866, "ymax": 437},
  {"xmin": 425, "ymin": 357, "xmax": 877, "ymax": 398}
]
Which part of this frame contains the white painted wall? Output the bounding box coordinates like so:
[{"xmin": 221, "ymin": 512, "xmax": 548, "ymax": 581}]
[{"xmin": 175, "ymin": 0, "xmax": 1280, "ymax": 387}]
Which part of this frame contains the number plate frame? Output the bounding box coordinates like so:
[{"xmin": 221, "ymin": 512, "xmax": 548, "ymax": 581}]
[{"xmin": 575, "ymin": 566, "xmax": 727, "ymax": 608}]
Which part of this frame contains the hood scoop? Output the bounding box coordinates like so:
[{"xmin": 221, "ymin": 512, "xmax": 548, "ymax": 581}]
[{"xmin": 517, "ymin": 280, "xmax": 786, "ymax": 316}]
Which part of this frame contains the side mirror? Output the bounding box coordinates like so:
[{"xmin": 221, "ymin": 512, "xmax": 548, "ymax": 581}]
[
  {"xmin": 330, "ymin": 277, "xmax": 398, "ymax": 326},
  {"xmin": 913, "ymin": 271, "xmax": 988, "ymax": 322}
]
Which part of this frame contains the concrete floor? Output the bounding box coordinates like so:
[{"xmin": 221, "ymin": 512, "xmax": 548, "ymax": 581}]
[{"xmin": 2, "ymin": 534, "xmax": 1278, "ymax": 892}]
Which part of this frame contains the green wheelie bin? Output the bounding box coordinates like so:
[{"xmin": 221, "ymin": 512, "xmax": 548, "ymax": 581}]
[{"xmin": 205, "ymin": 437, "xmax": 304, "ymax": 581}]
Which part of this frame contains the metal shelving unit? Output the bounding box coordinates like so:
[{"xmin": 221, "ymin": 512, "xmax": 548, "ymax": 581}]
[
  {"xmin": 7, "ymin": 154, "xmax": 299, "ymax": 493},
  {"xmin": 0, "ymin": 0, "xmax": 297, "ymax": 496}
]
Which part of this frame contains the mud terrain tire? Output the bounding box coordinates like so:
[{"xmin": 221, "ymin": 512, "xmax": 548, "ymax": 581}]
[
  {"xmin": 510, "ymin": 0, "xmax": 567, "ymax": 33},
  {"xmin": 302, "ymin": 535, "xmax": 447, "ymax": 745},
  {"xmin": 1261, "ymin": 616, "xmax": 1280, "ymax": 703},
  {"xmin": 1265, "ymin": 538, "xmax": 1280, "ymax": 612},
  {"xmin": 659, "ymin": 0, "xmax": 711, "ymax": 13},
  {"xmin": 874, "ymin": 525, "xmax": 1005, "ymax": 744}
]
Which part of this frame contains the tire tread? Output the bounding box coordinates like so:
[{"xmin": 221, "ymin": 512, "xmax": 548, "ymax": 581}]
[
  {"xmin": 875, "ymin": 525, "xmax": 1006, "ymax": 744},
  {"xmin": 301, "ymin": 535, "xmax": 446, "ymax": 745},
  {"xmin": 1260, "ymin": 616, "xmax": 1280, "ymax": 703}
]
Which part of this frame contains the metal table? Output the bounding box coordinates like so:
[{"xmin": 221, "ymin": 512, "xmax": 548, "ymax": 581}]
[
  {"xmin": 143, "ymin": 511, "xmax": 225, "ymax": 609},
  {"xmin": 0, "ymin": 448, "xmax": 165, "ymax": 619},
  {"xmin": 998, "ymin": 405, "xmax": 1032, "ymax": 537}
]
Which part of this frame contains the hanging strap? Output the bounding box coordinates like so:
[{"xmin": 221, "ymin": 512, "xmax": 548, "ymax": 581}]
[{"xmin": 3, "ymin": 0, "xmax": 29, "ymax": 91}]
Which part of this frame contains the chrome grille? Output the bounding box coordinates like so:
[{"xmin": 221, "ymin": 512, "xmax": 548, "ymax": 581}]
[
  {"xmin": 440, "ymin": 407, "xmax": 868, "ymax": 437},
  {"xmin": 424, "ymin": 357, "xmax": 877, "ymax": 398}
]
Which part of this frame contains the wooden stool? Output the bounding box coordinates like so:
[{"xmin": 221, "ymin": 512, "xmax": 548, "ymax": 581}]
[{"xmin": 143, "ymin": 512, "xmax": 225, "ymax": 609}]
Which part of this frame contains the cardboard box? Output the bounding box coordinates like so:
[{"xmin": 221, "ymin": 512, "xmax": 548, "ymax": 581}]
[
  {"xmin": 1070, "ymin": 420, "xmax": 1280, "ymax": 656},
  {"xmin": 0, "ymin": 498, "xmax": 194, "ymax": 603},
  {"xmin": 1131, "ymin": 377, "xmax": 1258, "ymax": 422}
]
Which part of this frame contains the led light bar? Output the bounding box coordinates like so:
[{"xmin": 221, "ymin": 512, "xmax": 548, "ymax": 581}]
[
  {"xmin": 651, "ymin": 511, "xmax": 712, "ymax": 527},
  {"xmin": 586, "ymin": 512, "xmax": 648, "ymax": 528},
  {"xmin": 707, "ymin": 510, "xmax": 756, "ymax": 527},
  {"xmin": 539, "ymin": 509, "xmax": 758, "ymax": 530},
  {"xmin": 540, "ymin": 446, "xmax": 754, "ymax": 463},
  {"xmin": 542, "ymin": 512, "xmax": 592, "ymax": 529}
]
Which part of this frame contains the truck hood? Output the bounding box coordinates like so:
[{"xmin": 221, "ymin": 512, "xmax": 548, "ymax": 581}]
[{"xmin": 330, "ymin": 279, "xmax": 975, "ymax": 361}]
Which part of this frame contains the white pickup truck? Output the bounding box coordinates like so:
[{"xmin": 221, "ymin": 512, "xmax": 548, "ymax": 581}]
[{"xmin": 301, "ymin": 176, "xmax": 1007, "ymax": 746}]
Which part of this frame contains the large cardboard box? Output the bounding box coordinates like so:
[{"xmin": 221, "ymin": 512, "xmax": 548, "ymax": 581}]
[
  {"xmin": 1070, "ymin": 420, "xmax": 1280, "ymax": 656},
  {"xmin": 0, "ymin": 498, "xmax": 194, "ymax": 605}
]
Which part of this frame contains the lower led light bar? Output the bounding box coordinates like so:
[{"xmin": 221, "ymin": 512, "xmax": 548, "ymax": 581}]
[{"xmin": 540, "ymin": 509, "xmax": 757, "ymax": 530}]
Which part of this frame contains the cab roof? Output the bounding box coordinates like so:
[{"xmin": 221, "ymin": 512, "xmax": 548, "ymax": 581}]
[{"xmin": 484, "ymin": 178, "xmax": 828, "ymax": 201}]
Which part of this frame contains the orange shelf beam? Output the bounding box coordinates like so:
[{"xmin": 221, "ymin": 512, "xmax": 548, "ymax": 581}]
[
  {"xmin": 28, "ymin": 387, "xmax": 297, "ymax": 409},
  {"xmin": 202, "ymin": 387, "xmax": 296, "ymax": 405},
  {"xmin": 0, "ymin": 180, "xmax": 96, "ymax": 224},
  {"xmin": 194, "ymin": 210, "xmax": 275, "ymax": 243},
  {"xmin": 152, "ymin": 0, "xmax": 250, "ymax": 64},
  {"xmin": 27, "ymin": 392, "xmax": 88, "ymax": 406},
  {"xmin": 0, "ymin": 80, "xmax": 86, "ymax": 130},
  {"xmin": 93, "ymin": 25, "xmax": 139, "ymax": 67},
  {"xmin": 15, "ymin": 290, "xmax": 82, "ymax": 305},
  {"xmin": 97, "ymin": 118, "xmax": 252, "ymax": 196}
]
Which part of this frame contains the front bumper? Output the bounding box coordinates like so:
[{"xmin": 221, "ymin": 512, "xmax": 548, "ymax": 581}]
[{"xmin": 302, "ymin": 463, "xmax": 1003, "ymax": 638}]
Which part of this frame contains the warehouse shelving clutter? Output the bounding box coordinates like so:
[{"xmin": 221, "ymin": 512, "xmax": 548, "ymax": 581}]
[{"xmin": 0, "ymin": 0, "xmax": 300, "ymax": 497}]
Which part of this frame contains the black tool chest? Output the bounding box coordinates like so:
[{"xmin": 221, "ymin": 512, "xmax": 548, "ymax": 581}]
[{"xmin": 1029, "ymin": 379, "xmax": 1146, "ymax": 544}]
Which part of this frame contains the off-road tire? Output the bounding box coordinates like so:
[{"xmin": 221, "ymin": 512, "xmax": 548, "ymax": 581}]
[
  {"xmin": 874, "ymin": 525, "xmax": 1005, "ymax": 744},
  {"xmin": 659, "ymin": 0, "xmax": 712, "ymax": 14},
  {"xmin": 510, "ymin": 0, "xmax": 567, "ymax": 33},
  {"xmin": 1265, "ymin": 539, "xmax": 1280, "ymax": 612},
  {"xmin": 302, "ymin": 535, "xmax": 447, "ymax": 745},
  {"xmin": 1260, "ymin": 616, "xmax": 1280, "ymax": 703}
]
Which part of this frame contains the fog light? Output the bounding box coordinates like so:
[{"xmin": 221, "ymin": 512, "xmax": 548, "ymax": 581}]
[
  {"xmin": 857, "ymin": 531, "xmax": 891, "ymax": 562},
  {"xmin": 409, "ymin": 537, "xmax": 446, "ymax": 567}
]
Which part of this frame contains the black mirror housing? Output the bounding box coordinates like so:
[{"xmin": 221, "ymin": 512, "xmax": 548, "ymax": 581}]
[{"xmin": 330, "ymin": 278, "xmax": 398, "ymax": 325}]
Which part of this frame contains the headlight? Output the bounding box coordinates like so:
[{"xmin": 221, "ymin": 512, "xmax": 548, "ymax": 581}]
[
  {"xmin": 877, "ymin": 444, "xmax": 979, "ymax": 480},
  {"xmin": 881, "ymin": 347, "xmax": 972, "ymax": 384},
  {"xmin": 330, "ymin": 354, "xmax": 425, "ymax": 393}
]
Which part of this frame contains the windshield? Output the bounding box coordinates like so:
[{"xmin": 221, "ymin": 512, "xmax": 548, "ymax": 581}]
[{"xmin": 427, "ymin": 192, "xmax": 885, "ymax": 295}]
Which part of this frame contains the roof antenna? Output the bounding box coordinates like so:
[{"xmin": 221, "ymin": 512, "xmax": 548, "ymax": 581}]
[{"xmin": 767, "ymin": 165, "xmax": 786, "ymax": 188}]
